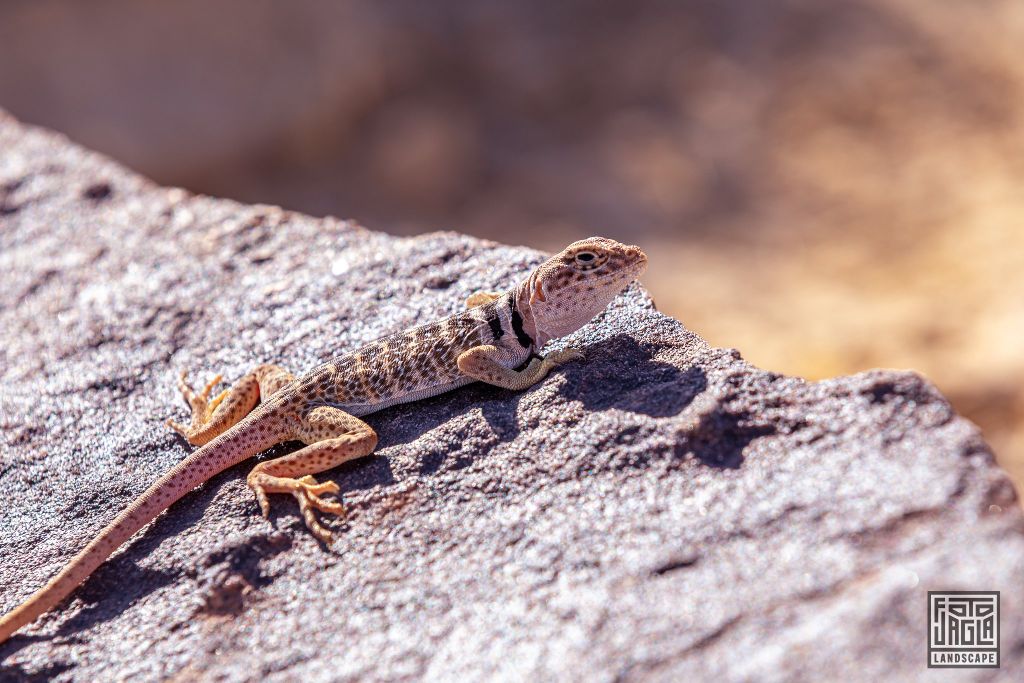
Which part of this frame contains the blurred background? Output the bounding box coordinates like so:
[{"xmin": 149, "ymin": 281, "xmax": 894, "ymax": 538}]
[{"xmin": 1, "ymin": 0, "xmax": 1021, "ymax": 488}]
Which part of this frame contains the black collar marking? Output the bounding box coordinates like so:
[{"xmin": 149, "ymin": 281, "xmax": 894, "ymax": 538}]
[
  {"xmin": 486, "ymin": 305, "xmax": 504, "ymax": 341},
  {"xmin": 509, "ymin": 296, "xmax": 534, "ymax": 349}
]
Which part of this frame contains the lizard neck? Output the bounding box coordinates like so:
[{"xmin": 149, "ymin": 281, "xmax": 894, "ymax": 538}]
[{"xmin": 511, "ymin": 274, "xmax": 548, "ymax": 350}]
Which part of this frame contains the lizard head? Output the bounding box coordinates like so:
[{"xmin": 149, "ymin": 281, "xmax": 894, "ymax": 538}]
[{"xmin": 524, "ymin": 236, "xmax": 647, "ymax": 345}]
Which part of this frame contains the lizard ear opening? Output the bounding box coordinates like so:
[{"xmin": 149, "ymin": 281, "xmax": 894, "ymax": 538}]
[{"xmin": 532, "ymin": 277, "xmax": 547, "ymax": 304}]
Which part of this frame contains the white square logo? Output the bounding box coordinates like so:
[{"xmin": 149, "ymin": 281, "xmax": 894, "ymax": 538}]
[{"xmin": 928, "ymin": 591, "xmax": 1000, "ymax": 668}]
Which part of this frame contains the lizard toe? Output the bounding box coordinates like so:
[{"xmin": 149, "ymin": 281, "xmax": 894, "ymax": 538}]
[{"xmin": 248, "ymin": 472, "xmax": 345, "ymax": 541}]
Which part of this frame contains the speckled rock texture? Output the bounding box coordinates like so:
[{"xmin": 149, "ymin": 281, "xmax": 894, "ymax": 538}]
[{"xmin": 0, "ymin": 110, "xmax": 1022, "ymax": 682}]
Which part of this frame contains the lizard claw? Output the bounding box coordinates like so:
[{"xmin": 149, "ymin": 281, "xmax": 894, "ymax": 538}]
[
  {"xmin": 166, "ymin": 418, "xmax": 186, "ymax": 434},
  {"xmin": 175, "ymin": 370, "xmax": 221, "ymax": 409},
  {"xmin": 167, "ymin": 370, "xmax": 225, "ymax": 439},
  {"xmin": 253, "ymin": 485, "xmax": 272, "ymax": 519},
  {"xmin": 247, "ymin": 472, "xmax": 345, "ymax": 544},
  {"xmin": 298, "ymin": 475, "xmax": 340, "ymax": 497}
]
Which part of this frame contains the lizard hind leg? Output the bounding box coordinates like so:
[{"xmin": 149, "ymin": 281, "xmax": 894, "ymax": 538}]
[
  {"xmin": 166, "ymin": 363, "xmax": 295, "ymax": 447},
  {"xmin": 246, "ymin": 406, "xmax": 378, "ymax": 544}
]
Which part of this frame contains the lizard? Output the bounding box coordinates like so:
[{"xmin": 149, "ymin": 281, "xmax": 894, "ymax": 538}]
[{"xmin": 0, "ymin": 236, "xmax": 647, "ymax": 645}]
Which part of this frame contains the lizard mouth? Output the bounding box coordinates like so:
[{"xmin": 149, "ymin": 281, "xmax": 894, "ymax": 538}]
[
  {"xmin": 600, "ymin": 256, "xmax": 647, "ymax": 286},
  {"xmin": 584, "ymin": 270, "xmax": 641, "ymax": 299}
]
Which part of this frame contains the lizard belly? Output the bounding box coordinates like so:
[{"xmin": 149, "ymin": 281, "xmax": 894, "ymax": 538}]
[{"xmin": 338, "ymin": 375, "xmax": 476, "ymax": 417}]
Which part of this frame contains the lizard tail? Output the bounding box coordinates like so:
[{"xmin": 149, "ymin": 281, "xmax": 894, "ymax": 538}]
[{"xmin": 0, "ymin": 418, "xmax": 278, "ymax": 645}]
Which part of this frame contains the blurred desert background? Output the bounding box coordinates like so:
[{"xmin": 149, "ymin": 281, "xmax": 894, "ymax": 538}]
[{"xmin": 1, "ymin": 0, "xmax": 1021, "ymax": 488}]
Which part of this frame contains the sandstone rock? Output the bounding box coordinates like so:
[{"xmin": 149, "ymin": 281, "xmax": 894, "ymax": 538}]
[{"xmin": 0, "ymin": 111, "xmax": 1021, "ymax": 681}]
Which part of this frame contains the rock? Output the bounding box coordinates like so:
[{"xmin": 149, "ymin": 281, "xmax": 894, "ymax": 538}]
[{"xmin": 0, "ymin": 110, "xmax": 1022, "ymax": 682}]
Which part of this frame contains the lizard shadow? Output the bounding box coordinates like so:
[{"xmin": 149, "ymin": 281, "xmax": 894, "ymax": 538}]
[
  {"xmin": 38, "ymin": 442, "xmax": 252, "ymax": 641},
  {"xmin": 361, "ymin": 380, "xmax": 526, "ymax": 480},
  {"xmin": 348, "ymin": 334, "xmax": 708, "ymax": 484},
  {"xmin": 555, "ymin": 334, "xmax": 707, "ymax": 418},
  {"xmin": 554, "ymin": 335, "xmax": 768, "ymax": 471}
]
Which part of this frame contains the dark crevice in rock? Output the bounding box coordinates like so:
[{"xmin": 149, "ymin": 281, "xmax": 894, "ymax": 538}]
[
  {"xmin": 0, "ymin": 660, "xmax": 74, "ymax": 683},
  {"xmin": 650, "ymin": 551, "xmax": 701, "ymax": 575},
  {"xmin": 0, "ymin": 177, "xmax": 24, "ymax": 216},
  {"xmin": 846, "ymin": 506, "xmax": 947, "ymax": 550},
  {"xmin": 681, "ymin": 614, "xmax": 744, "ymax": 653},
  {"xmin": 679, "ymin": 402, "xmax": 777, "ymax": 469},
  {"xmin": 15, "ymin": 269, "xmax": 59, "ymax": 305},
  {"xmin": 79, "ymin": 373, "xmax": 147, "ymax": 397},
  {"xmin": 81, "ymin": 182, "xmax": 113, "ymax": 202},
  {"xmin": 628, "ymin": 614, "xmax": 746, "ymax": 679},
  {"xmin": 983, "ymin": 476, "xmax": 1020, "ymax": 511},
  {"xmin": 1, "ymin": 177, "xmax": 26, "ymax": 195},
  {"xmin": 193, "ymin": 532, "xmax": 294, "ymax": 617}
]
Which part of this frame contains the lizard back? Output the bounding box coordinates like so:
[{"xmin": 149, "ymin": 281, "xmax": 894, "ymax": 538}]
[{"xmin": 297, "ymin": 293, "xmax": 534, "ymax": 416}]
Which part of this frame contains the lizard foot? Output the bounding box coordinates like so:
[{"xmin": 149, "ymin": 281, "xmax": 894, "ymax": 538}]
[
  {"xmin": 247, "ymin": 472, "xmax": 345, "ymax": 544},
  {"xmin": 166, "ymin": 370, "xmax": 226, "ymax": 436},
  {"xmin": 544, "ymin": 347, "xmax": 585, "ymax": 367}
]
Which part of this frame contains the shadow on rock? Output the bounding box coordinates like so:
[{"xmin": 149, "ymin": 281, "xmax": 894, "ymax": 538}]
[
  {"xmin": 48, "ymin": 454, "xmax": 251, "ymax": 640},
  {"xmin": 313, "ymin": 333, "xmax": 711, "ymax": 488},
  {"xmin": 362, "ymin": 334, "xmax": 709, "ymax": 481},
  {"xmin": 677, "ymin": 402, "xmax": 776, "ymax": 469},
  {"xmin": 370, "ymin": 379, "xmax": 529, "ymax": 477},
  {"xmin": 0, "ymin": 660, "xmax": 74, "ymax": 682},
  {"xmin": 193, "ymin": 531, "xmax": 294, "ymax": 616},
  {"xmin": 557, "ymin": 334, "xmax": 707, "ymax": 418}
]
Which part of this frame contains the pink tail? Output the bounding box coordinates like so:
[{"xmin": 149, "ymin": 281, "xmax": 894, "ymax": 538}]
[{"xmin": 0, "ymin": 422, "xmax": 273, "ymax": 644}]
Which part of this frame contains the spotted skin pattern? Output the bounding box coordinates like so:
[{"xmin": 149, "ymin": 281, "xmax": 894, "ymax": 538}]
[{"xmin": 0, "ymin": 236, "xmax": 647, "ymax": 644}]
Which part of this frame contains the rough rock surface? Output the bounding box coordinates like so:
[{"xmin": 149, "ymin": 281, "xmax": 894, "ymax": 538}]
[{"xmin": 0, "ymin": 110, "xmax": 1022, "ymax": 682}]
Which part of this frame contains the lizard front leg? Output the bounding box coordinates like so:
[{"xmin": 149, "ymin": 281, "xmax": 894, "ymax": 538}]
[
  {"xmin": 167, "ymin": 363, "xmax": 295, "ymax": 446},
  {"xmin": 457, "ymin": 344, "xmax": 583, "ymax": 391},
  {"xmin": 465, "ymin": 290, "xmax": 502, "ymax": 308},
  {"xmin": 247, "ymin": 406, "xmax": 377, "ymax": 544}
]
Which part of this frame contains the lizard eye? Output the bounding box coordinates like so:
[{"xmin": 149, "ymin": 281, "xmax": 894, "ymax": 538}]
[{"xmin": 574, "ymin": 251, "xmax": 596, "ymax": 264}]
